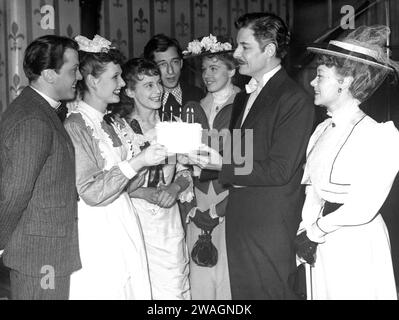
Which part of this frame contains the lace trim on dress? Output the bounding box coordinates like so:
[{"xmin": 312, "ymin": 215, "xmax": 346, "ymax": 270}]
[{"xmin": 71, "ymin": 101, "xmax": 116, "ymax": 170}]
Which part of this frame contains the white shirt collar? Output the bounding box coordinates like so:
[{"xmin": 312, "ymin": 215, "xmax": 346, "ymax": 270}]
[
  {"xmin": 245, "ymin": 64, "xmax": 282, "ymax": 94},
  {"xmin": 30, "ymin": 86, "xmax": 61, "ymax": 109}
]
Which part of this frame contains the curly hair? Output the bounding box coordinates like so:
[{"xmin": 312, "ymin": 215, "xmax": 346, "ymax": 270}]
[
  {"xmin": 77, "ymin": 49, "xmax": 124, "ymax": 94},
  {"xmin": 316, "ymin": 55, "xmax": 390, "ymax": 103}
]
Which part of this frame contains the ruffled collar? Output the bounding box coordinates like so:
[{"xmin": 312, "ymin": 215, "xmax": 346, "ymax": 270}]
[{"xmin": 76, "ymin": 100, "xmax": 106, "ymax": 122}]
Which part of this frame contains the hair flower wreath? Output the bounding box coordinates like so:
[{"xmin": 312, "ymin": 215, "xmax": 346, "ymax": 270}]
[
  {"xmin": 183, "ymin": 34, "xmax": 233, "ymax": 58},
  {"xmin": 75, "ymin": 34, "xmax": 114, "ymax": 53}
]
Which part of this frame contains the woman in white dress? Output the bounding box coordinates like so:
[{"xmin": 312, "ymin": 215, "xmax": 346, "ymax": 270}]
[
  {"xmin": 106, "ymin": 58, "xmax": 192, "ymax": 300},
  {"xmin": 295, "ymin": 25, "xmax": 399, "ymax": 300},
  {"xmin": 64, "ymin": 36, "xmax": 167, "ymax": 299}
]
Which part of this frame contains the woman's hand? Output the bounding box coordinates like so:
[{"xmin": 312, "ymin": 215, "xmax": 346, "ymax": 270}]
[
  {"xmin": 130, "ymin": 143, "xmax": 167, "ymax": 171},
  {"xmin": 157, "ymin": 183, "xmax": 180, "ymax": 208}
]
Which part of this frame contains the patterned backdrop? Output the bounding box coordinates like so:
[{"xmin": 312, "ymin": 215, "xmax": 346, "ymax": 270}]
[
  {"xmin": 99, "ymin": 0, "xmax": 292, "ymax": 59},
  {"xmin": 0, "ymin": 0, "xmax": 81, "ymax": 117},
  {"xmin": 0, "ymin": 0, "xmax": 290, "ymax": 117}
]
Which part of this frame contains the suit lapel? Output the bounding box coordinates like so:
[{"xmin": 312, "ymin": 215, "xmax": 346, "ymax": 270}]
[
  {"xmin": 27, "ymin": 87, "xmax": 75, "ymax": 161},
  {"xmin": 240, "ymin": 68, "xmax": 287, "ymax": 133},
  {"xmin": 230, "ymin": 92, "xmax": 249, "ymax": 130}
]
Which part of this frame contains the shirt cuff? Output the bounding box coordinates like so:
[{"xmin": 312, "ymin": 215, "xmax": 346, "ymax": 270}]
[
  {"xmin": 118, "ymin": 161, "xmax": 137, "ymax": 180},
  {"xmin": 306, "ymin": 219, "xmax": 327, "ymax": 243}
]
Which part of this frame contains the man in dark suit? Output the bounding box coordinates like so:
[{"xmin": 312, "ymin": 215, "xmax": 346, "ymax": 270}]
[
  {"xmin": 143, "ymin": 34, "xmax": 204, "ymax": 118},
  {"xmin": 194, "ymin": 13, "xmax": 314, "ymax": 299},
  {"xmin": 0, "ymin": 35, "xmax": 82, "ymax": 300}
]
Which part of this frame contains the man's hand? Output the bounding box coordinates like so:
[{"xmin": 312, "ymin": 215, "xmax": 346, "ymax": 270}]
[
  {"xmin": 179, "ymin": 144, "xmax": 222, "ymax": 171},
  {"xmin": 294, "ymin": 231, "xmax": 318, "ymax": 265}
]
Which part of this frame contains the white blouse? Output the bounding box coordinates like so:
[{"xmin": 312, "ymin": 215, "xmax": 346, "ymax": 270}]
[{"xmin": 300, "ymin": 102, "xmax": 399, "ymax": 242}]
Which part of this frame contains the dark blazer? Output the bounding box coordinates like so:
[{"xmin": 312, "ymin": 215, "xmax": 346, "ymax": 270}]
[
  {"xmin": 0, "ymin": 87, "xmax": 81, "ymax": 277},
  {"xmin": 219, "ymin": 68, "xmax": 314, "ymax": 299}
]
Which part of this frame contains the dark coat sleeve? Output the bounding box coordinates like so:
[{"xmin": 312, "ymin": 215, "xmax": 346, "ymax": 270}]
[{"xmin": 0, "ymin": 118, "xmax": 53, "ymax": 248}]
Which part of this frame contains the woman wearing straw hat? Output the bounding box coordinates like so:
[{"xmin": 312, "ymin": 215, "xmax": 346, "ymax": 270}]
[{"xmin": 295, "ymin": 25, "xmax": 399, "ymax": 300}]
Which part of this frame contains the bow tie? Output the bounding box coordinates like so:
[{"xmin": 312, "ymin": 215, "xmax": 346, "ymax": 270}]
[{"xmin": 245, "ymin": 79, "xmax": 259, "ymax": 94}]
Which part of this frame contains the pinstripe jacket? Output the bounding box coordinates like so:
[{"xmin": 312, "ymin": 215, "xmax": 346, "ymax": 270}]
[{"xmin": 0, "ymin": 87, "xmax": 81, "ymax": 277}]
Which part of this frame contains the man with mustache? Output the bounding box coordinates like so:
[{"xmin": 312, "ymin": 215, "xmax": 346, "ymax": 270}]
[
  {"xmin": 218, "ymin": 12, "xmax": 314, "ymax": 299},
  {"xmin": 0, "ymin": 35, "xmax": 82, "ymax": 299},
  {"xmin": 143, "ymin": 34, "xmax": 204, "ymax": 118}
]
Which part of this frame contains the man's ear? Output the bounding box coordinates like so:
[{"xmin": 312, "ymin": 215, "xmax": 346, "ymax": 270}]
[
  {"xmin": 264, "ymin": 43, "xmax": 277, "ymax": 58},
  {"xmin": 41, "ymin": 69, "xmax": 56, "ymax": 83},
  {"xmin": 180, "ymin": 59, "xmax": 183, "ymax": 69}
]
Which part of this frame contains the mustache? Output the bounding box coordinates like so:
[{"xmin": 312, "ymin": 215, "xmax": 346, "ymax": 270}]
[{"xmin": 234, "ymin": 58, "xmax": 246, "ymax": 66}]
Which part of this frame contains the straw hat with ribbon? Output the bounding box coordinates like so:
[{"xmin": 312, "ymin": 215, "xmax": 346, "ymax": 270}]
[{"xmin": 307, "ymin": 25, "xmax": 399, "ymax": 73}]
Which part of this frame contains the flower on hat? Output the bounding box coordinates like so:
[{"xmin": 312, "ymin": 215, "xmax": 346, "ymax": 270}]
[
  {"xmin": 75, "ymin": 34, "xmax": 113, "ymax": 53},
  {"xmin": 183, "ymin": 34, "xmax": 233, "ymax": 57}
]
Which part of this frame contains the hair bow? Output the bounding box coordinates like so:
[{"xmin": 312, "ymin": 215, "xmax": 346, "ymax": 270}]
[{"xmin": 75, "ymin": 35, "xmax": 113, "ymax": 53}]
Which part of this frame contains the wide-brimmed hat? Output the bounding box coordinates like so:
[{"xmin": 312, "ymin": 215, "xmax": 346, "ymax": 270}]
[
  {"xmin": 307, "ymin": 25, "xmax": 396, "ymax": 72},
  {"xmin": 183, "ymin": 34, "xmax": 234, "ymax": 59}
]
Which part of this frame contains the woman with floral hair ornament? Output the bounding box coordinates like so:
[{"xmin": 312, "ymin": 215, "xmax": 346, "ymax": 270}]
[
  {"xmin": 179, "ymin": 34, "xmax": 239, "ymax": 300},
  {"xmin": 64, "ymin": 35, "xmax": 167, "ymax": 299},
  {"xmin": 295, "ymin": 25, "xmax": 399, "ymax": 300}
]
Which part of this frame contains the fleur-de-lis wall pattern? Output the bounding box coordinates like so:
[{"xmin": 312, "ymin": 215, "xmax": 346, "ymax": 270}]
[
  {"xmin": 100, "ymin": 0, "xmax": 291, "ymax": 61},
  {"xmin": 9, "ymin": 22, "xmax": 25, "ymax": 51},
  {"xmin": 0, "ymin": 0, "xmax": 291, "ymax": 115},
  {"xmin": 0, "ymin": 0, "xmax": 80, "ymax": 114}
]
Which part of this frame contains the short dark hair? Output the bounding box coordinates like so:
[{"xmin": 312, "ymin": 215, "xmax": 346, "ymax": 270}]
[
  {"xmin": 23, "ymin": 35, "xmax": 79, "ymax": 82},
  {"xmin": 143, "ymin": 34, "xmax": 183, "ymax": 61},
  {"xmin": 105, "ymin": 58, "xmax": 160, "ymax": 124},
  {"xmin": 235, "ymin": 12, "xmax": 290, "ymax": 59},
  {"xmin": 316, "ymin": 54, "xmax": 388, "ymax": 102},
  {"xmin": 77, "ymin": 49, "xmax": 124, "ymax": 94}
]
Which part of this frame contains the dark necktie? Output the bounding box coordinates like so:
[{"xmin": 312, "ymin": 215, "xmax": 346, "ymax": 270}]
[
  {"xmin": 56, "ymin": 103, "xmax": 68, "ymax": 123},
  {"xmin": 164, "ymin": 93, "xmax": 182, "ymax": 118}
]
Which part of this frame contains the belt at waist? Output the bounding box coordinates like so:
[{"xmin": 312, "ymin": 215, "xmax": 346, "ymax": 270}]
[{"xmin": 322, "ymin": 201, "xmax": 343, "ymax": 217}]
